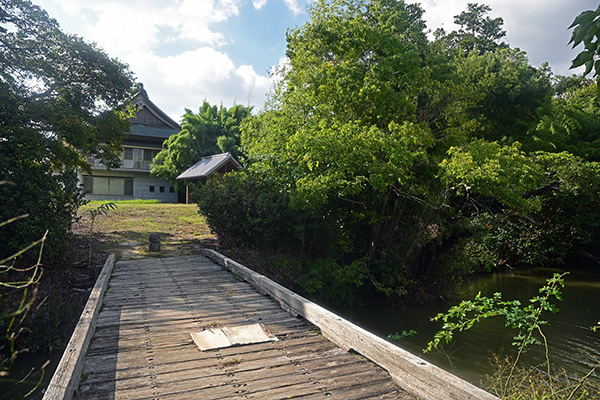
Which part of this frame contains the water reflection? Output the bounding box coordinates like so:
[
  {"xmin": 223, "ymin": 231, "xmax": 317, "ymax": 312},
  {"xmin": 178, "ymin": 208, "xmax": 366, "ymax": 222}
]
[{"xmin": 335, "ymin": 268, "xmax": 600, "ymax": 388}]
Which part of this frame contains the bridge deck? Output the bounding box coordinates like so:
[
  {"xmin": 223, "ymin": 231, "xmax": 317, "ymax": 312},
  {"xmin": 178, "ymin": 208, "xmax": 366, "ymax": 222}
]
[{"xmin": 78, "ymin": 255, "xmax": 414, "ymax": 399}]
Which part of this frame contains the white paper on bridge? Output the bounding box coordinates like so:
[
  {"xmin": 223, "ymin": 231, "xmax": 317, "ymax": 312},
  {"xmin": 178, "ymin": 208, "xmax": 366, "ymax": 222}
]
[{"xmin": 190, "ymin": 323, "xmax": 278, "ymax": 351}]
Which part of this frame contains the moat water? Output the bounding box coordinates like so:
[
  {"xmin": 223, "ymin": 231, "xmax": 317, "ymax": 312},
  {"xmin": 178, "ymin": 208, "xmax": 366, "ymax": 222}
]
[{"xmin": 336, "ymin": 267, "xmax": 600, "ymax": 390}]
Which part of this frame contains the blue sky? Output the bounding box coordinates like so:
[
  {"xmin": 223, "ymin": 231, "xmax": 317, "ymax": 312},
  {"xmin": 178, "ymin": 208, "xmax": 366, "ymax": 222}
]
[{"xmin": 31, "ymin": 0, "xmax": 597, "ymax": 122}]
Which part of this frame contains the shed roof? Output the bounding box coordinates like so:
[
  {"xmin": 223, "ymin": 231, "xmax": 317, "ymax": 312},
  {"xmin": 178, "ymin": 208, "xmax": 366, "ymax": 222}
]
[{"xmin": 176, "ymin": 152, "xmax": 241, "ymax": 181}]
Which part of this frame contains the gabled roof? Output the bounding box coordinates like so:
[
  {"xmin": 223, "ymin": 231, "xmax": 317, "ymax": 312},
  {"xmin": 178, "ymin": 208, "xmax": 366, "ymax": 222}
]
[
  {"xmin": 177, "ymin": 152, "xmax": 241, "ymax": 181},
  {"xmin": 129, "ymin": 84, "xmax": 180, "ymax": 138}
]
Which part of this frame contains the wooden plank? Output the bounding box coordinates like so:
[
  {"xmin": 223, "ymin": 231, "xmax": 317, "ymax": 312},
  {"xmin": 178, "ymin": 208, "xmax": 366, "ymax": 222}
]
[
  {"xmin": 75, "ymin": 255, "xmax": 418, "ymax": 400},
  {"xmin": 204, "ymin": 249, "xmax": 499, "ymax": 400},
  {"xmin": 43, "ymin": 254, "xmax": 116, "ymax": 400}
]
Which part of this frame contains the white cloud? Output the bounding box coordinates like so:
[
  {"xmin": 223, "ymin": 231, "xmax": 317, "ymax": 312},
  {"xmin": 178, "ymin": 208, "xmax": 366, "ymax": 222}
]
[
  {"xmin": 126, "ymin": 48, "xmax": 272, "ymax": 118},
  {"xmin": 253, "ymin": 0, "xmax": 268, "ymax": 10},
  {"xmin": 283, "ymin": 0, "xmax": 303, "ymax": 16},
  {"xmin": 49, "ymin": 0, "xmax": 242, "ymax": 56}
]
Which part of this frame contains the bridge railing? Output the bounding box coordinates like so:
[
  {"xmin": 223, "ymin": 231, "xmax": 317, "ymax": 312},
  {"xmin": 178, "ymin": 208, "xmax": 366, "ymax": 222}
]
[
  {"xmin": 203, "ymin": 249, "xmax": 499, "ymax": 400},
  {"xmin": 43, "ymin": 254, "xmax": 116, "ymax": 400}
]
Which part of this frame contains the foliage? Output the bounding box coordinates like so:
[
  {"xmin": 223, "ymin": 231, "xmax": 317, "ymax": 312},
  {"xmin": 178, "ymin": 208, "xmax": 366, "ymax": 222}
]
[
  {"xmin": 453, "ymin": 49, "xmax": 553, "ymax": 144},
  {"xmin": 201, "ymin": 0, "xmax": 600, "ymax": 306},
  {"xmin": 426, "ymin": 273, "xmax": 567, "ymax": 353},
  {"xmin": 434, "ymin": 3, "xmax": 507, "ymax": 54},
  {"xmin": 426, "ymin": 273, "xmax": 600, "ymax": 399},
  {"xmin": 441, "ymin": 139, "xmax": 543, "ymax": 212},
  {"xmin": 0, "ymin": 190, "xmax": 46, "ymax": 384},
  {"xmin": 483, "ymin": 354, "xmax": 599, "ymax": 400},
  {"xmin": 532, "ymin": 79, "xmax": 600, "ymax": 160},
  {"xmin": 425, "ymin": 273, "xmax": 592, "ymax": 398},
  {"xmin": 151, "ymin": 102, "xmax": 252, "ymax": 189},
  {"xmin": 87, "ymin": 202, "xmax": 117, "ymax": 266},
  {"xmin": 569, "ymin": 5, "xmax": 600, "ymax": 80},
  {"xmin": 195, "ymin": 171, "xmax": 301, "ymax": 249},
  {"xmin": 387, "ymin": 330, "xmax": 417, "ymax": 341},
  {"xmin": 0, "ymin": 0, "xmax": 135, "ymax": 261},
  {"xmin": 297, "ymin": 258, "xmax": 367, "ymax": 306}
]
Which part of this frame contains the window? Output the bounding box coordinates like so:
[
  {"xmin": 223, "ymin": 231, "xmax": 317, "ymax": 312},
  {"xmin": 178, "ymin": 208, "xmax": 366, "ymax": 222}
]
[
  {"xmin": 84, "ymin": 176, "xmax": 132, "ymax": 196},
  {"xmin": 169, "ymin": 187, "xmax": 175, "ymax": 193},
  {"xmin": 83, "ymin": 177, "xmax": 93, "ymax": 194},
  {"xmin": 124, "ymin": 179, "xmax": 133, "ymax": 196},
  {"xmin": 159, "ymin": 186, "xmax": 165, "ymax": 193},
  {"xmin": 123, "ymin": 147, "xmax": 159, "ymax": 170},
  {"xmin": 149, "ymin": 186, "xmax": 155, "ymax": 192}
]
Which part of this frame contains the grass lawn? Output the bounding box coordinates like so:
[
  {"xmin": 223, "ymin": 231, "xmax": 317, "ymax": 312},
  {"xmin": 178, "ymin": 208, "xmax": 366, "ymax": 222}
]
[{"xmin": 75, "ymin": 201, "xmax": 217, "ymax": 263}]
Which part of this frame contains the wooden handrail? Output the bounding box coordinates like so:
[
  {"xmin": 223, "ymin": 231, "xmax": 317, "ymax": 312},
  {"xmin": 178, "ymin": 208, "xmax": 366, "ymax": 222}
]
[
  {"xmin": 43, "ymin": 254, "xmax": 116, "ymax": 400},
  {"xmin": 203, "ymin": 249, "xmax": 499, "ymax": 400}
]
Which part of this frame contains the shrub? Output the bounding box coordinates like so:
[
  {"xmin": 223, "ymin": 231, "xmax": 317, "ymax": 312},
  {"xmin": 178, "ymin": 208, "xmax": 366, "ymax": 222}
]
[{"xmin": 195, "ymin": 172, "xmax": 302, "ymax": 250}]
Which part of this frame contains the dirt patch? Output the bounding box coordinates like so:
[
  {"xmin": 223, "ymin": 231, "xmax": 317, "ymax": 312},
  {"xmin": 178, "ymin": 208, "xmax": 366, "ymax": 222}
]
[{"xmin": 74, "ymin": 203, "xmax": 218, "ymax": 264}]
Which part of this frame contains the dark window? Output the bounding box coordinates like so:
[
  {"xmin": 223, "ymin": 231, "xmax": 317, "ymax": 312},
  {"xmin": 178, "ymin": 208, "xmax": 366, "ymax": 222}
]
[
  {"xmin": 159, "ymin": 186, "xmax": 165, "ymax": 193},
  {"xmin": 169, "ymin": 187, "xmax": 175, "ymax": 193},
  {"xmin": 124, "ymin": 179, "xmax": 133, "ymax": 196},
  {"xmin": 149, "ymin": 186, "xmax": 155, "ymax": 193},
  {"xmin": 83, "ymin": 177, "xmax": 93, "ymax": 194}
]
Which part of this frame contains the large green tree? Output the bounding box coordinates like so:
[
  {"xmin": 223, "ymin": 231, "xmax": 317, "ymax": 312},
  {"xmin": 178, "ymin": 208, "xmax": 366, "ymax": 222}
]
[
  {"xmin": 0, "ymin": 0, "xmax": 135, "ymax": 259},
  {"xmin": 151, "ymin": 101, "xmax": 252, "ymax": 189},
  {"xmin": 201, "ymin": 0, "xmax": 600, "ymax": 304}
]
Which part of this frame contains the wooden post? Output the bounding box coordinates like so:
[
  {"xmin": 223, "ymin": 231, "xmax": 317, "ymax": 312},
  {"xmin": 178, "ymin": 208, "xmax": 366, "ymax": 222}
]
[{"xmin": 185, "ymin": 181, "xmax": 189, "ymax": 204}]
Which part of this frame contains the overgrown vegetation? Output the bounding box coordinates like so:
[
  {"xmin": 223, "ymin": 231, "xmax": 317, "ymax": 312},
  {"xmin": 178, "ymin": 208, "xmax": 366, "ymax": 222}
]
[
  {"xmin": 426, "ymin": 273, "xmax": 600, "ymax": 399},
  {"xmin": 0, "ymin": 0, "xmax": 135, "ymax": 263},
  {"xmin": 0, "ymin": 0, "xmax": 133, "ymax": 390},
  {"xmin": 150, "ymin": 102, "xmax": 252, "ymax": 190},
  {"xmin": 196, "ymin": 0, "xmax": 600, "ymax": 306},
  {"xmin": 0, "ymin": 182, "xmax": 47, "ymax": 397}
]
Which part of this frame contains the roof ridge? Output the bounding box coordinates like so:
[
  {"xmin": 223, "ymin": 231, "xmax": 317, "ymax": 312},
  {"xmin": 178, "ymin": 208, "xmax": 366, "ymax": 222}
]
[{"xmin": 202, "ymin": 152, "xmax": 230, "ymax": 160}]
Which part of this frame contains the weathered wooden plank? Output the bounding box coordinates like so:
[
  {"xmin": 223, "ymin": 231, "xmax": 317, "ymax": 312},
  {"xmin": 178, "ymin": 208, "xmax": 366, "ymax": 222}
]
[
  {"xmin": 43, "ymin": 254, "xmax": 116, "ymax": 400},
  {"xmin": 80, "ymin": 355, "xmax": 390, "ymax": 399},
  {"xmin": 74, "ymin": 255, "xmax": 418, "ymax": 400},
  {"xmin": 80, "ymin": 344, "xmax": 349, "ymax": 391}
]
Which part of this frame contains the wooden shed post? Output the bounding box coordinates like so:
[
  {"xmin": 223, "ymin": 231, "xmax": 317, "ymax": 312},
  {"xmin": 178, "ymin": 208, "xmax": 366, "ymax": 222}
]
[{"xmin": 185, "ymin": 181, "xmax": 189, "ymax": 204}]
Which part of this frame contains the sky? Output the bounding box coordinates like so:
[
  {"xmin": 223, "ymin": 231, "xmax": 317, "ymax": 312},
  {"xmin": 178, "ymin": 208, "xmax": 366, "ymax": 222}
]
[{"xmin": 31, "ymin": 0, "xmax": 598, "ymax": 122}]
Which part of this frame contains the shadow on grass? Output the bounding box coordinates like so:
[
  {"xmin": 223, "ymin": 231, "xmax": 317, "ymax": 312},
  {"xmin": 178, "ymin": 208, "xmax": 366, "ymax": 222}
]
[{"xmin": 81, "ymin": 230, "xmax": 219, "ymax": 267}]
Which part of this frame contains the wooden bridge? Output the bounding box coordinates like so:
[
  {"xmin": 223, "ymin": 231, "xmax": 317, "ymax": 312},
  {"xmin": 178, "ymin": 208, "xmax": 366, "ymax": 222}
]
[{"xmin": 43, "ymin": 251, "xmax": 498, "ymax": 400}]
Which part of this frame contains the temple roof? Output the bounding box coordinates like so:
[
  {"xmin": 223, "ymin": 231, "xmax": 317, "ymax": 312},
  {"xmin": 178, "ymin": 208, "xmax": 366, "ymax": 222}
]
[{"xmin": 128, "ymin": 84, "xmax": 180, "ymax": 139}]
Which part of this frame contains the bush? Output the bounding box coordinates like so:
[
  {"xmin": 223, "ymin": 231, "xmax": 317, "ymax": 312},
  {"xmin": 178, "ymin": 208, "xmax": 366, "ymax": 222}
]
[
  {"xmin": 0, "ymin": 146, "xmax": 83, "ymax": 262},
  {"xmin": 195, "ymin": 172, "xmax": 302, "ymax": 249}
]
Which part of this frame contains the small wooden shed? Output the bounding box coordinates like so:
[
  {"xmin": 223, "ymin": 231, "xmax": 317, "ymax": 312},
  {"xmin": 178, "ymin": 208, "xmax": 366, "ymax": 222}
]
[{"xmin": 176, "ymin": 152, "xmax": 241, "ymax": 204}]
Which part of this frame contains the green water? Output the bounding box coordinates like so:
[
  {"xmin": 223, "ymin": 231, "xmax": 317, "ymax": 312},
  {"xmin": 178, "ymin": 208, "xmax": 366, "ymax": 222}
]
[{"xmin": 335, "ymin": 268, "xmax": 600, "ymax": 388}]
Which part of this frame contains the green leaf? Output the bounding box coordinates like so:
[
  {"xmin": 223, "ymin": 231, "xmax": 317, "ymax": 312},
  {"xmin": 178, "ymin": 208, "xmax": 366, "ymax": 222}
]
[
  {"xmin": 571, "ymin": 50, "xmax": 594, "ymax": 69},
  {"xmin": 568, "ymin": 10, "xmax": 595, "ymax": 30},
  {"xmin": 571, "ymin": 22, "xmax": 594, "ymax": 48},
  {"xmin": 585, "ymin": 59, "xmax": 595, "ymax": 76}
]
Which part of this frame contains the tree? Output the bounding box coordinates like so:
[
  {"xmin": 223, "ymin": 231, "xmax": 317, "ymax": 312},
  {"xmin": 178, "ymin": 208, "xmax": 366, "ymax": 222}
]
[
  {"xmin": 205, "ymin": 0, "xmax": 600, "ymax": 305},
  {"xmin": 532, "ymin": 78, "xmax": 600, "ymax": 159},
  {"xmin": 0, "ymin": 0, "xmax": 135, "ymax": 260},
  {"xmin": 452, "ymin": 48, "xmax": 553, "ymax": 144},
  {"xmin": 151, "ymin": 101, "xmax": 252, "ymax": 189},
  {"xmin": 240, "ymin": 0, "xmax": 483, "ymax": 302},
  {"xmin": 434, "ymin": 3, "xmax": 507, "ymax": 54}
]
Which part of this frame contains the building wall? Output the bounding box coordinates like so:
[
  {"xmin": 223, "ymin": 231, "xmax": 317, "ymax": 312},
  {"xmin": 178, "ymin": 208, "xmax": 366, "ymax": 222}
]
[{"xmin": 80, "ymin": 170, "xmax": 178, "ymax": 203}]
